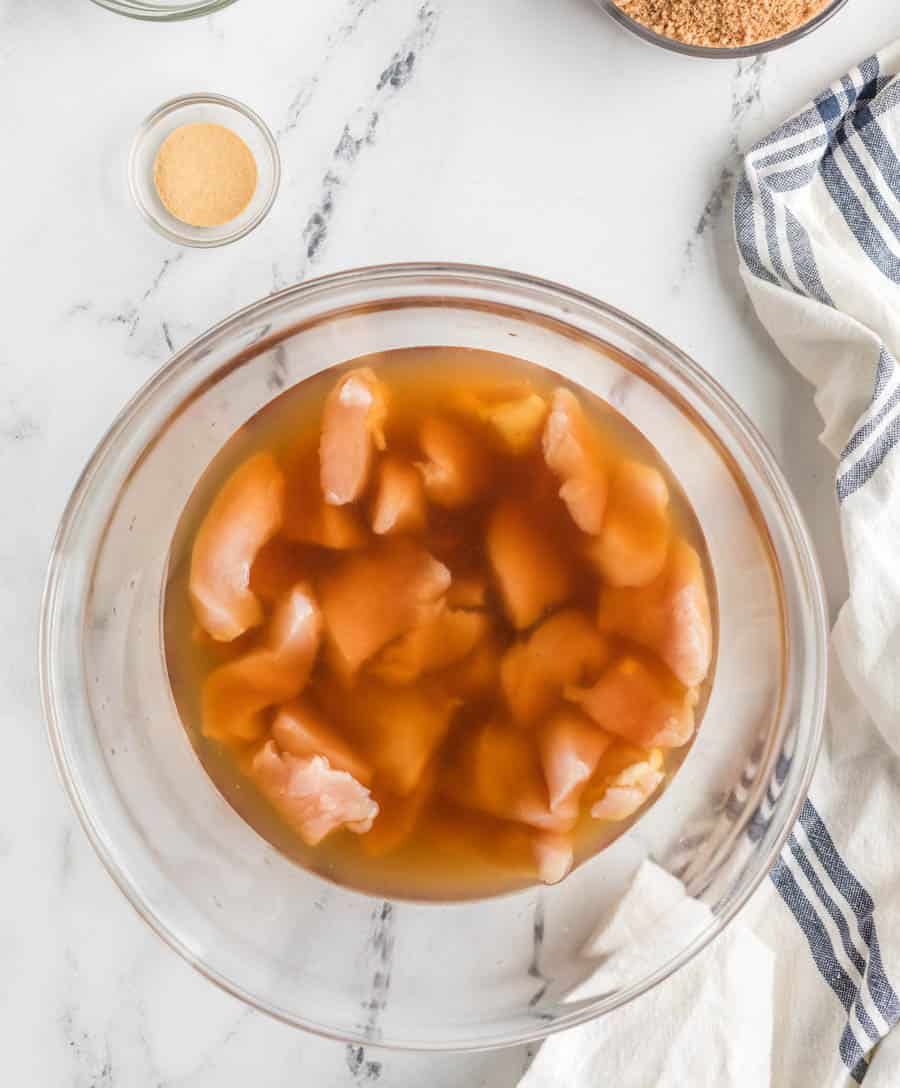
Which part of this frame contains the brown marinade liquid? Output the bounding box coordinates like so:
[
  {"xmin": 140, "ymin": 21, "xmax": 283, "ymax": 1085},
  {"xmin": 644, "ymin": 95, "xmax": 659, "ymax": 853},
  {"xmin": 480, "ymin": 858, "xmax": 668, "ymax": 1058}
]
[{"xmin": 164, "ymin": 347, "xmax": 715, "ymax": 901}]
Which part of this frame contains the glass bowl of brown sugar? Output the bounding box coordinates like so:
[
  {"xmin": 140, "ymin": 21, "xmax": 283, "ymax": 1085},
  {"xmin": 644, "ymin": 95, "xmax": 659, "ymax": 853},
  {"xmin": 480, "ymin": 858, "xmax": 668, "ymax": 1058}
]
[{"xmin": 598, "ymin": 0, "xmax": 849, "ymax": 57}]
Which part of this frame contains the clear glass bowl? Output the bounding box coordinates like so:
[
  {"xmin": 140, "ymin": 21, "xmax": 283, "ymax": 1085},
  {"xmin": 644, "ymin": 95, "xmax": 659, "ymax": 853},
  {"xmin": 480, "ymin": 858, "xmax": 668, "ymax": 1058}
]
[
  {"xmin": 40, "ymin": 264, "xmax": 827, "ymax": 1050},
  {"xmin": 597, "ymin": 0, "xmax": 849, "ymax": 58},
  {"xmin": 129, "ymin": 93, "xmax": 280, "ymax": 249},
  {"xmin": 91, "ymin": 0, "xmax": 237, "ymax": 19}
]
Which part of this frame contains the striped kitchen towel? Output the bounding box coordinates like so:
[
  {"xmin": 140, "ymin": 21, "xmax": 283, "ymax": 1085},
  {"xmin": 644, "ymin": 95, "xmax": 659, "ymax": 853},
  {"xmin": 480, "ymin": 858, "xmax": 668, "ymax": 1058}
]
[
  {"xmin": 522, "ymin": 45, "xmax": 900, "ymax": 1088},
  {"xmin": 733, "ymin": 44, "xmax": 900, "ymax": 1086}
]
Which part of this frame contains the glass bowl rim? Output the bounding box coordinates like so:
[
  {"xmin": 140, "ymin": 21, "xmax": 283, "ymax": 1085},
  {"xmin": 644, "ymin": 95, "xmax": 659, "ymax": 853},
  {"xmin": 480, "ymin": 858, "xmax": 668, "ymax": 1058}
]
[
  {"xmin": 128, "ymin": 92, "xmax": 281, "ymax": 248},
  {"xmin": 90, "ymin": 0, "xmax": 238, "ymax": 20},
  {"xmin": 39, "ymin": 261, "xmax": 828, "ymax": 1049},
  {"xmin": 599, "ymin": 0, "xmax": 849, "ymax": 59}
]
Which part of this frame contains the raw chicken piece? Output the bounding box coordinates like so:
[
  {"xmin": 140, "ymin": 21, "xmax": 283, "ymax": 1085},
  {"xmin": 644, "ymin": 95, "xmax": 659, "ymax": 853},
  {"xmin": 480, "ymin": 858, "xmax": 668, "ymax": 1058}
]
[
  {"xmin": 314, "ymin": 504, "xmax": 368, "ymax": 549},
  {"xmin": 190, "ymin": 622, "xmax": 236, "ymax": 666},
  {"xmin": 429, "ymin": 805, "xmax": 571, "ymax": 885},
  {"xmin": 272, "ymin": 699, "xmax": 372, "ymax": 784},
  {"xmin": 368, "ymin": 604, "xmax": 490, "ymax": 684},
  {"xmin": 190, "ymin": 452, "xmax": 285, "ymax": 641},
  {"xmin": 250, "ymin": 539, "xmax": 307, "ymax": 604},
  {"xmin": 590, "ymin": 750, "xmax": 664, "ymax": 822},
  {"xmin": 452, "ymin": 380, "xmax": 533, "ymax": 418},
  {"xmin": 320, "ymin": 541, "xmax": 451, "ymax": 675},
  {"xmin": 440, "ymin": 636, "xmax": 503, "ymax": 701},
  {"xmin": 596, "ymin": 537, "xmax": 713, "ymax": 687},
  {"xmin": 370, "ymin": 456, "xmax": 427, "ymax": 535},
  {"xmin": 202, "ymin": 582, "xmax": 322, "ymax": 743},
  {"xmin": 416, "ymin": 416, "xmax": 490, "ymax": 508},
  {"xmin": 252, "ymin": 743, "xmax": 378, "ymax": 845},
  {"xmin": 501, "ymin": 609, "xmax": 609, "ymax": 725},
  {"xmin": 483, "ymin": 393, "xmax": 548, "ymax": 454},
  {"xmin": 364, "ymin": 686, "xmax": 459, "ymax": 795},
  {"xmin": 446, "ymin": 572, "xmax": 489, "ymax": 610},
  {"xmin": 533, "ymin": 831, "xmax": 574, "ymax": 885},
  {"xmin": 360, "ymin": 767, "xmax": 435, "ymax": 857},
  {"xmin": 319, "ymin": 368, "xmax": 388, "ymax": 505},
  {"xmin": 581, "ymin": 741, "xmax": 662, "ymax": 799},
  {"xmin": 558, "ymin": 475, "xmax": 608, "ymax": 536},
  {"xmin": 320, "ymin": 679, "xmax": 460, "ymax": 796},
  {"xmin": 542, "ymin": 389, "xmax": 596, "ymax": 479},
  {"xmin": 443, "ymin": 721, "xmax": 578, "ymax": 833},
  {"xmin": 454, "ymin": 387, "xmax": 548, "ymax": 454},
  {"xmin": 587, "ymin": 461, "xmax": 670, "ymax": 587},
  {"xmin": 283, "ymin": 469, "xmax": 366, "ymax": 550},
  {"xmin": 427, "ymin": 524, "xmax": 483, "ymax": 577},
  {"xmin": 566, "ymin": 656, "xmax": 697, "ymax": 748},
  {"xmin": 542, "ymin": 388, "xmax": 607, "ymax": 534},
  {"xmin": 539, "ymin": 706, "xmax": 613, "ymax": 811},
  {"xmin": 487, "ymin": 501, "xmax": 574, "ymax": 629}
]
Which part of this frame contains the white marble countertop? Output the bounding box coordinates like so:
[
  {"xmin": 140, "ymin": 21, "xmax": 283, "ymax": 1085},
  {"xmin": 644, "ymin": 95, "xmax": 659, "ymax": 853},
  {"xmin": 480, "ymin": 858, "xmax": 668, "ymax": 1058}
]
[{"xmin": 5, "ymin": 0, "xmax": 900, "ymax": 1083}]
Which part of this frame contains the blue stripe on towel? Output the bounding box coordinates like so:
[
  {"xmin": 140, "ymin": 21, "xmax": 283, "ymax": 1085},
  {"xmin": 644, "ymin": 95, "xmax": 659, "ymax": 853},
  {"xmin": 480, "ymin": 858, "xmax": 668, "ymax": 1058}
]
[
  {"xmin": 858, "ymin": 54, "xmax": 881, "ymax": 89},
  {"xmin": 837, "ymin": 411, "xmax": 900, "ymax": 501},
  {"xmin": 755, "ymin": 105, "xmax": 826, "ymax": 148},
  {"xmin": 799, "ymin": 800, "xmax": 900, "ymax": 1027},
  {"xmin": 841, "ymin": 1028, "xmax": 871, "ymax": 1086},
  {"xmin": 838, "ymin": 347, "xmax": 900, "ymax": 498},
  {"xmin": 853, "ymin": 103, "xmax": 900, "ymax": 199},
  {"xmin": 839, "ymin": 136, "xmax": 900, "ymax": 240},
  {"xmin": 868, "ymin": 77, "xmax": 900, "ymax": 123},
  {"xmin": 871, "ymin": 346, "xmax": 897, "ymax": 403},
  {"xmin": 752, "ymin": 133, "xmax": 828, "ymax": 171},
  {"xmin": 784, "ymin": 207, "xmax": 834, "ymax": 306},
  {"xmin": 841, "ymin": 379, "xmax": 900, "ymax": 460},
  {"xmin": 769, "ymin": 854, "xmax": 862, "ymax": 1015},
  {"xmin": 814, "ymin": 65, "xmax": 900, "ymax": 282},
  {"xmin": 787, "ymin": 839, "xmax": 878, "ymax": 1035},
  {"xmin": 817, "ymin": 143, "xmax": 900, "ymax": 283},
  {"xmin": 765, "ymin": 160, "xmax": 821, "ymax": 193},
  {"xmin": 734, "ymin": 176, "xmax": 779, "ymax": 286},
  {"xmin": 770, "ymin": 800, "xmax": 900, "ymax": 1080},
  {"xmin": 760, "ymin": 185, "xmax": 798, "ymax": 290},
  {"xmin": 769, "ymin": 855, "xmax": 871, "ymax": 1081}
]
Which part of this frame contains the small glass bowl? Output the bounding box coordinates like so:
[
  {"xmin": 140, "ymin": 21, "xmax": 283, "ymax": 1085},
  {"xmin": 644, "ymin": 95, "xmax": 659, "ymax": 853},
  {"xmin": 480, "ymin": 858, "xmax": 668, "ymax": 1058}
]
[
  {"xmin": 129, "ymin": 93, "xmax": 280, "ymax": 248},
  {"xmin": 598, "ymin": 0, "xmax": 849, "ymax": 58},
  {"xmin": 91, "ymin": 0, "xmax": 237, "ymax": 19},
  {"xmin": 40, "ymin": 264, "xmax": 828, "ymax": 1050}
]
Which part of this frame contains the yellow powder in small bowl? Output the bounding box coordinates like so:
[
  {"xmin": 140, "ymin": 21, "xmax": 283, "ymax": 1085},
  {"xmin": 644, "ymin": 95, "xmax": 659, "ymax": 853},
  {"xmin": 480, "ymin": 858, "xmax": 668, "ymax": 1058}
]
[{"xmin": 153, "ymin": 122, "xmax": 258, "ymax": 229}]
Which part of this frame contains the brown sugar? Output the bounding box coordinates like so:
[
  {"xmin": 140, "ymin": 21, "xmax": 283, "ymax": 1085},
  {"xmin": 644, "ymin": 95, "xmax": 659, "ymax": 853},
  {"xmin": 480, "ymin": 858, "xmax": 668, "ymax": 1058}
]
[
  {"xmin": 615, "ymin": 0, "xmax": 828, "ymax": 48},
  {"xmin": 153, "ymin": 122, "xmax": 257, "ymax": 228}
]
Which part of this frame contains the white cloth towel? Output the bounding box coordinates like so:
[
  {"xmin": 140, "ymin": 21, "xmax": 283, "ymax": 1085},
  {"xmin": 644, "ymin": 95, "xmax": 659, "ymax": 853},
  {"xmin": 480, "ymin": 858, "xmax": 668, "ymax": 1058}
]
[
  {"xmin": 520, "ymin": 862, "xmax": 774, "ymax": 1088},
  {"xmin": 521, "ymin": 42, "xmax": 900, "ymax": 1088}
]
